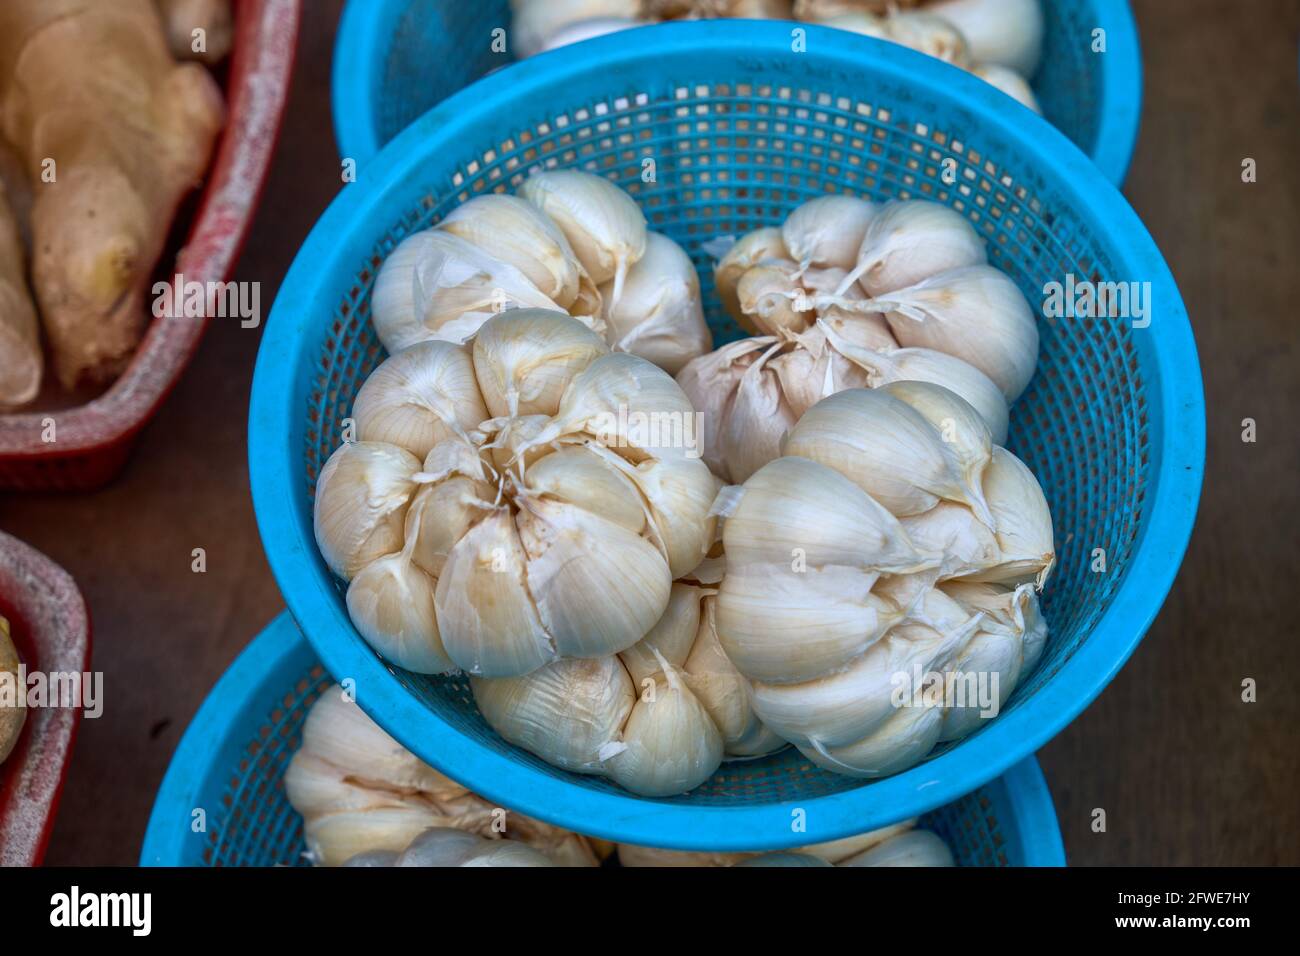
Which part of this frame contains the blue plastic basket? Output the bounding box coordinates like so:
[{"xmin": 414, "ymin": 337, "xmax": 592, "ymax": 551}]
[
  {"xmin": 140, "ymin": 613, "xmax": 1065, "ymax": 866},
  {"xmin": 332, "ymin": 0, "xmax": 1141, "ymax": 185},
  {"xmin": 251, "ymin": 22, "xmax": 1202, "ymax": 850}
]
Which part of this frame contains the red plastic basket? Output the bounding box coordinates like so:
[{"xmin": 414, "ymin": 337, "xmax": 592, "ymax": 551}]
[
  {"xmin": 0, "ymin": 0, "xmax": 300, "ymax": 491},
  {"xmin": 0, "ymin": 532, "xmax": 91, "ymax": 866}
]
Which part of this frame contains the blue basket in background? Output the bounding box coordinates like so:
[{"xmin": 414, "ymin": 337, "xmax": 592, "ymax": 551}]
[
  {"xmin": 140, "ymin": 613, "xmax": 1066, "ymax": 866},
  {"xmin": 252, "ymin": 22, "xmax": 1201, "ymax": 850},
  {"xmin": 332, "ymin": 0, "xmax": 1142, "ymax": 184}
]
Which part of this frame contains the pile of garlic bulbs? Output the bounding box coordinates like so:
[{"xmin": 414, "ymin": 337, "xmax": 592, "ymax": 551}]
[
  {"xmin": 473, "ymin": 578, "xmax": 785, "ymax": 797},
  {"xmin": 619, "ymin": 818, "xmax": 953, "ymax": 866},
  {"xmin": 512, "ymin": 0, "xmax": 1042, "ymax": 114},
  {"xmin": 313, "ymin": 309, "xmax": 720, "ymax": 678},
  {"xmin": 714, "ymin": 384, "xmax": 1053, "ymax": 777},
  {"xmin": 284, "ymin": 684, "xmax": 605, "ymax": 866},
  {"xmin": 373, "ymin": 170, "xmax": 712, "ymax": 376},
  {"xmin": 680, "ymin": 197, "xmax": 1033, "ymax": 483}
]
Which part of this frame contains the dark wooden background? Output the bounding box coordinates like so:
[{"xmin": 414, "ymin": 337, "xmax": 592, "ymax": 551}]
[{"xmin": 1, "ymin": 0, "xmax": 1296, "ymax": 866}]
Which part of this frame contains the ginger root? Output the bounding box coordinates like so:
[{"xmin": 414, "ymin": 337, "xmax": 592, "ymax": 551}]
[
  {"xmin": 157, "ymin": 0, "xmax": 234, "ymax": 65},
  {"xmin": 0, "ymin": 181, "xmax": 41, "ymax": 407},
  {"xmin": 0, "ymin": 0, "xmax": 224, "ymax": 389}
]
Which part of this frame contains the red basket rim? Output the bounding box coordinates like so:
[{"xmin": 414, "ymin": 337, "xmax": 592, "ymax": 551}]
[
  {"xmin": 0, "ymin": 532, "xmax": 91, "ymax": 866},
  {"xmin": 0, "ymin": 0, "xmax": 300, "ymax": 462}
]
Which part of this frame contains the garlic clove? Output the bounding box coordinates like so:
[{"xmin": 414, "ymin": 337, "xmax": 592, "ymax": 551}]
[
  {"xmin": 800, "ymin": 697, "xmax": 945, "ymax": 777},
  {"xmin": 816, "ymin": 12, "xmax": 889, "ymax": 40},
  {"xmin": 899, "ymin": 502, "xmax": 1000, "ymax": 580},
  {"xmin": 471, "ymin": 309, "xmax": 608, "ymax": 419},
  {"xmin": 517, "ymin": 170, "xmax": 648, "ymax": 309},
  {"xmin": 599, "ymin": 231, "xmax": 712, "ymax": 375},
  {"xmin": 799, "ymin": 820, "xmax": 918, "ymax": 864},
  {"xmin": 843, "ymin": 200, "xmax": 987, "ymax": 297},
  {"xmin": 941, "ymin": 580, "xmax": 1048, "ymax": 674},
  {"xmin": 472, "ymin": 656, "xmax": 636, "ymax": 773},
  {"xmin": 605, "ymin": 667, "xmax": 724, "ymax": 796},
  {"xmin": 458, "ymin": 840, "xmax": 557, "ymax": 867},
  {"xmin": 781, "ymin": 195, "xmax": 877, "ymax": 271},
  {"xmin": 345, "ymin": 549, "xmax": 454, "ymax": 674},
  {"xmin": 284, "ymin": 754, "xmax": 400, "ymax": 818},
  {"xmin": 973, "ymin": 63, "xmax": 1041, "ymax": 114},
  {"xmin": 957, "ymin": 446, "xmax": 1055, "ymax": 588},
  {"xmin": 303, "ymin": 806, "xmax": 443, "ymax": 868},
  {"xmin": 716, "ymin": 562, "xmax": 900, "ymax": 684},
  {"xmin": 516, "ymin": 495, "xmax": 673, "ymax": 660},
  {"xmin": 927, "ymin": 0, "xmax": 1044, "ymax": 75},
  {"xmin": 394, "ymin": 827, "xmax": 486, "ymax": 867},
  {"xmin": 620, "ymin": 582, "xmax": 704, "ymax": 684},
  {"xmin": 435, "ymin": 509, "xmax": 557, "ymax": 677},
  {"xmin": 867, "ymin": 265, "xmax": 1039, "ymax": 401},
  {"xmin": 838, "ymin": 828, "xmax": 955, "ymax": 866},
  {"xmin": 782, "ymin": 387, "xmax": 985, "ymax": 519},
  {"xmin": 722, "ymin": 455, "xmax": 935, "ymax": 572},
  {"xmin": 405, "ymin": 477, "xmax": 496, "ymax": 578},
  {"xmin": 438, "ymin": 194, "xmax": 585, "ymax": 308},
  {"xmin": 937, "ymin": 624, "xmax": 1021, "ymax": 741},
  {"xmin": 342, "ymin": 850, "xmax": 401, "ymax": 867},
  {"xmin": 719, "ymin": 342, "xmax": 800, "ymax": 483},
  {"xmin": 370, "ymin": 230, "xmax": 562, "ymax": 352},
  {"xmin": 353, "ymin": 341, "xmax": 488, "ymax": 458},
  {"xmin": 880, "ymin": 380, "xmax": 995, "ymax": 527},
  {"xmin": 736, "ymin": 260, "xmax": 815, "ymax": 336},
  {"xmin": 313, "ymin": 441, "xmax": 419, "ymax": 580},
  {"xmin": 676, "ymin": 338, "xmax": 775, "ymax": 481},
  {"xmin": 522, "ymin": 445, "xmax": 648, "ymax": 536},
  {"xmin": 714, "ymin": 227, "xmax": 789, "ymax": 325}
]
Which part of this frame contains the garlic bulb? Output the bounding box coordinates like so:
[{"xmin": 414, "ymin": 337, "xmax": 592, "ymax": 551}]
[
  {"xmin": 285, "ymin": 685, "xmax": 601, "ymax": 867},
  {"xmin": 600, "ymin": 232, "xmax": 712, "ymax": 374},
  {"xmin": 862, "ymin": 265, "xmax": 1040, "ymax": 401},
  {"xmin": 973, "ymin": 63, "xmax": 1041, "ymax": 114},
  {"xmin": 781, "ymin": 195, "xmax": 877, "ymax": 271},
  {"xmin": 473, "ymin": 582, "xmax": 783, "ymax": 797},
  {"xmin": 370, "ymin": 230, "xmax": 561, "ymax": 352},
  {"xmin": 928, "ymin": 0, "xmax": 1044, "ymax": 75},
  {"xmin": 715, "ymin": 387, "xmax": 1052, "ymax": 777},
  {"xmin": 513, "ymin": 0, "xmax": 643, "ymax": 58},
  {"xmin": 518, "ymin": 170, "xmax": 648, "ymax": 310},
  {"xmin": 618, "ymin": 818, "xmax": 952, "ymax": 867},
  {"xmin": 841, "ymin": 200, "xmax": 987, "ymax": 297},
  {"xmin": 314, "ymin": 311, "xmax": 719, "ymax": 677}
]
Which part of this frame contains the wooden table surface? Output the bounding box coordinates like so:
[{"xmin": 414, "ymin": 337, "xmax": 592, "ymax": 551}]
[{"xmin": 1, "ymin": 0, "xmax": 1296, "ymax": 866}]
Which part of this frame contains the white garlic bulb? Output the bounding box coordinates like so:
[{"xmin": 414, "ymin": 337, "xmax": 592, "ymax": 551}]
[
  {"xmin": 518, "ymin": 170, "xmax": 648, "ymax": 310},
  {"xmin": 928, "ymin": 0, "xmax": 1044, "ymax": 75},
  {"xmin": 600, "ymin": 232, "xmax": 712, "ymax": 374},
  {"xmin": 841, "ymin": 200, "xmax": 987, "ymax": 297},
  {"xmin": 315, "ymin": 311, "xmax": 719, "ymax": 677},
  {"xmin": 513, "ymin": 0, "xmax": 644, "ymax": 58},
  {"xmin": 715, "ymin": 387, "xmax": 1052, "ymax": 777},
  {"xmin": 285, "ymin": 685, "xmax": 601, "ymax": 867},
  {"xmin": 781, "ymin": 195, "xmax": 877, "ymax": 271},
  {"xmin": 863, "ymin": 265, "xmax": 1040, "ymax": 401},
  {"xmin": 370, "ymin": 230, "xmax": 562, "ymax": 352},
  {"xmin": 473, "ymin": 583, "xmax": 783, "ymax": 797},
  {"xmin": 973, "ymin": 63, "xmax": 1041, "ymax": 114}
]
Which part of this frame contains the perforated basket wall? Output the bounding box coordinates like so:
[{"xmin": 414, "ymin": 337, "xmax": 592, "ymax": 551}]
[
  {"xmin": 141, "ymin": 614, "xmax": 1064, "ymax": 866},
  {"xmin": 251, "ymin": 23, "xmax": 1201, "ymax": 849},
  {"xmin": 332, "ymin": 0, "xmax": 1141, "ymax": 184}
]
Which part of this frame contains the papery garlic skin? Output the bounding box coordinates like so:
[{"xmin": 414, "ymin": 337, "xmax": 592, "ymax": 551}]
[
  {"xmin": 928, "ymin": 0, "xmax": 1044, "ymax": 75},
  {"xmin": 843, "ymin": 200, "xmax": 987, "ymax": 297},
  {"xmin": 600, "ymin": 232, "xmax": 712, "ymax": 374},
  {"xmin": 316, "ymin": 311, "xmax": 718, "ymax": 678},
  {"xmin": 285, "ymin": 685, "xmax": 600, "ymax": 867},
  {"xmin": 472, "ymin": 583, "xmax": 782, "ymax": 797},
  {"xmin": 715, "ymin": 227, "xmax": 789, "ymax": 326},
  {"xmin": 715, "ymin": 387, "xmax": 1052, "ymax": 778}
]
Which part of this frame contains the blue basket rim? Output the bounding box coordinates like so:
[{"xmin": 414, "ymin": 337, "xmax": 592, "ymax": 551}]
[
  {"xmin": 330, "ymin": 0, "xmax": 1143, "ymax": 185},
  {"xmin": 140, "ymin": 612, "xmax": 1065, "ymax": 865},
  {"xmin": 253, "ymin": 21, "xmax": 1203, "ymax": 851},
  {"xmin": 140, "ymin": 612, "xmax": 306, "ymax": 866}
]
